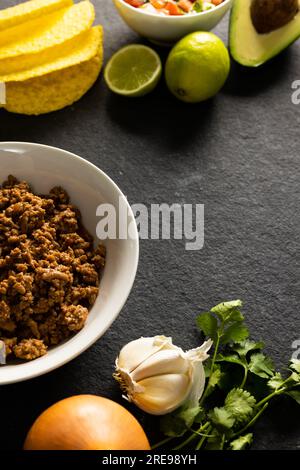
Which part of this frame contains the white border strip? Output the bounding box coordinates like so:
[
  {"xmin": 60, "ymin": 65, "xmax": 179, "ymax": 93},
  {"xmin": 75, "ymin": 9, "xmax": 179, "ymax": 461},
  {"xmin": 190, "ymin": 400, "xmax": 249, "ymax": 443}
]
[{"xmin": 0, "ymin": 82, "xmax": 6, "ymax": 105}]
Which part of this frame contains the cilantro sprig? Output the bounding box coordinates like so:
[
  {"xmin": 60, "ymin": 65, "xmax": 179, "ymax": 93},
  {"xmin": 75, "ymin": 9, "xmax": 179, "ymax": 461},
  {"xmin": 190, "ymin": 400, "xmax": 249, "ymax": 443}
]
[{"xmin": 154, "ymin": 300, "xmax": 300, "ymax": 450}]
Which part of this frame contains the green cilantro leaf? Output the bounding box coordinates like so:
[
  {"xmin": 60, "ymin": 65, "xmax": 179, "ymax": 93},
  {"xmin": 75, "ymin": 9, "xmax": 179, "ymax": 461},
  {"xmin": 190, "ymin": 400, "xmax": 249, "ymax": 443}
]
[
  {"xmin": 249, "ymin": 353, "xmax": 274, "ymax": 379},
  {"xmin": 285, "ymin": 390, "xmax": 300, "ymax": 405},
  {"xmin": 209, "ymin": 365, "xmax": 223, "ymax": 388},
  {"xmin": 268, "ymin": 373, "xmax": 285, "ymax": 390},
  {"xmin": 290, "ymin": 372, "xmax": 300, "ymax": 384},
  {"xmin": 208, "ymin": 407, "xmax": 235, "ymax": 431},
  {"xmin": 225, "ymin": 388, "xmax": 256, "ymax": 425},
  {"xmin": 160, "ymin": 404, "xmax": 205, "ymax": 437},
  {"xmin": 196, "ymin": 312, "xmax": 218, "ymax": 341},
  {"xmin": 197, "ymin": 300, "xmax": 248, "ymax": 346},
  {"xmin": 216, "ymin": 353, "xmax": 246, "ymax": 369},
  {"xmin": 232, "ymin": 339, "xmax": 265, "ymax": 357},
  {"xmin": 204, "ymin": 364, "xmax": 224, "ymax": 397},
  {"xmin": 205, "ymin": 429, "xmax": 223, "ymax": 450},
  {"xmin": 230, "ymin": 433, "xmax": 253, "ymax": 450},
  {"xmin": 160, "ymin": 414, "xmax": 187, "ymax": 438},
  {"xmin": 221, "ymin": 322, "xmax": 249, "ymax": 345},
  {"xmin": 178, "ymin": 405, "xmax": 205, "ymax": 428},
  {"xmin": 211, "ymin": 300, "xmax": 243, "ymax": 322},
  {"xmin": 290, "ymin": 359, "xmax": 300, "ymax": 374},
  {"xmin": 285, "ymin": 360, "xmax": 300, "ymax": 386}
]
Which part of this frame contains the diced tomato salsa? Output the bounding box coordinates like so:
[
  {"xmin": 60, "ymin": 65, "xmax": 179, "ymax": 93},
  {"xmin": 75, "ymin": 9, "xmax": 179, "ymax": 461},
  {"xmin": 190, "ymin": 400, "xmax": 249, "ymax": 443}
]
[{"xmin": 124, "ymin": 0, "xmax": 225, "ymax": 16}]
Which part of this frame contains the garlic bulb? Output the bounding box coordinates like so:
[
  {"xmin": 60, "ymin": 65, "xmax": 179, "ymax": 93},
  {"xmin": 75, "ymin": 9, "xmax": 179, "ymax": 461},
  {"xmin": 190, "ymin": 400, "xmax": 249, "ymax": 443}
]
[{"xmin": 114, "ymin": 336, "xmax": 213, "ymax": 416}]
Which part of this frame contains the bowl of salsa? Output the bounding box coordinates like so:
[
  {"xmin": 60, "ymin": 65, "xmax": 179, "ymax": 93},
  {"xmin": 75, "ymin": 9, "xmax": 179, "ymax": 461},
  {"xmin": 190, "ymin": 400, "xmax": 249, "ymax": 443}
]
[
  {"xmin": 125, "ymin": 0, "xmax": 226, "ymax": 16},
  {"xmin": 113, "ymin": 0, "xmax": 233, "ymax": 44}
]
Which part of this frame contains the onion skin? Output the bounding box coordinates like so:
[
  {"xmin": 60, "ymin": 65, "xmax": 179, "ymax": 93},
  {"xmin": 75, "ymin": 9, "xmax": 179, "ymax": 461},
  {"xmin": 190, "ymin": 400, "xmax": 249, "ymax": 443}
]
[{"xmin": 24, "ymin": 395, "xmax": 150, "ymax": 450}]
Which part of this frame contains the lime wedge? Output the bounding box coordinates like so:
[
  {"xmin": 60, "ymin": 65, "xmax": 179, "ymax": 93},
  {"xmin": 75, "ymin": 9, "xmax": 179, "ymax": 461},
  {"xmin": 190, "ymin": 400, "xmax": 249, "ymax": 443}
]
[{"xmin": 104, "ymin": 45, "xmax": 162, "ymax": 97}]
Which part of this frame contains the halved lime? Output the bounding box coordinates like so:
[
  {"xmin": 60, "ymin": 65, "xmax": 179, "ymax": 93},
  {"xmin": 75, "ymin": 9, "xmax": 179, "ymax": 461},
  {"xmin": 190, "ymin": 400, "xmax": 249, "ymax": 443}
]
[{"xmin": 104, "ymin": 45, "xmax": 162, "ymax": 97}]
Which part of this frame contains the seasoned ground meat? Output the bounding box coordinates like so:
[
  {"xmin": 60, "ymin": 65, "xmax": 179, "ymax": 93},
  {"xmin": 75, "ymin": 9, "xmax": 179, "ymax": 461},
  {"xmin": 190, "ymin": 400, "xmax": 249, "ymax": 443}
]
[
  {"xmin": 13, "ymin": 339, "xmax": 47, "ymax": 361},
  {"xmin": 0, "ymin": 176, "xmax": 106, "ymax": 362}
]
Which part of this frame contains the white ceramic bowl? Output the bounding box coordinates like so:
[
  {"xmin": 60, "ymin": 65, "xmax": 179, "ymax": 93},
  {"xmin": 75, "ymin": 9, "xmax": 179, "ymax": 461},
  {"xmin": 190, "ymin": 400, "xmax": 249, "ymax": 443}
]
[
  {"xmin": 0, "ymin": 142, "xmax": 139, "ymax": 385},
  {"xmin": 113, "ymin": 0, "xmax": 233, "ymax": 44}
]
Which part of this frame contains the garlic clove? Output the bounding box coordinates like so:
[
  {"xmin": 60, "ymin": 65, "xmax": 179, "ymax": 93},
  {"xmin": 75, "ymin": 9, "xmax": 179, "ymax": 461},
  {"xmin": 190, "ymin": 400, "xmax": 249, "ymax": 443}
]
[
  {"xmin": 183, "ymin": 340, "xmax": 213, "ymax": 407},
  {"xmin": 153, "ymin": 335, "xmax": 177, "ymax": 350},
  {"xmin": 132, "ymin": 373, "xmax": 191, "ymax": 415},
  {"xmin": 117, "ymin": 336, "xmax": 172, "ymax": 373},
  {"xmin": 131, "ymin": 348, "xmax": 190, "ymax": 382},
  {"xmin": 186, "ymin": 361, "xmax": 206, "ymax": 407},
  {"xmin": 186, "ymin": 339, "xmax": 213, "ymax": 362}
]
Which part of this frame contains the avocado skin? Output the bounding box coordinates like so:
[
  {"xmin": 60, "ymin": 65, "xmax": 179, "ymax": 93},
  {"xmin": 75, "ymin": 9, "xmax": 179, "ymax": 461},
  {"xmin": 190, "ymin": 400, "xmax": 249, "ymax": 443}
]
[
  {"xmin": 229, "ymin": 0, "xmax": 300, "ymax": 67},
  {"xmin": 251, "ymin": 0, "xmax": 298, "ymax": 34}
]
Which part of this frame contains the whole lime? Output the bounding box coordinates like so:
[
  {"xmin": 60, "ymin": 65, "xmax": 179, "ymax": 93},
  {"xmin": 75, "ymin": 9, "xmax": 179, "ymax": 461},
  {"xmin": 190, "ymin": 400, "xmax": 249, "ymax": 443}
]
[{"xmin": 165, "ymin": 32, "xmax": 230, "ymax": 103}]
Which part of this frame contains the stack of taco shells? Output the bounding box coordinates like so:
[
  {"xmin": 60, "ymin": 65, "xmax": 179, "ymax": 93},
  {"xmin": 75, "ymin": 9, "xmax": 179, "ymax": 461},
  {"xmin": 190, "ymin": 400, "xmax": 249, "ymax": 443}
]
[{"xmin": 0, "ymin": 0, "xmax": 103, "ymax": 115}]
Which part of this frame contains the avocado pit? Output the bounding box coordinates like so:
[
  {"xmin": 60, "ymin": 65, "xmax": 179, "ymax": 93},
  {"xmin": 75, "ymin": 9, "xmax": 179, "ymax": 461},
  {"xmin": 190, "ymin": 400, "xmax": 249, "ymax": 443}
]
[{"xmin": 251, "ymin": 0, "xmax": 299, "ymax": 34}]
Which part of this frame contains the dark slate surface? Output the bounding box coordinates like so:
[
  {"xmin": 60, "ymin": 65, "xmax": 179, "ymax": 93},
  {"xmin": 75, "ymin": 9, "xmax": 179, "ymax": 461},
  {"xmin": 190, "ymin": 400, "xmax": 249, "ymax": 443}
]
[{"xmin": 0, "ymin": 0, "xmax": 300, "ymax": 451}]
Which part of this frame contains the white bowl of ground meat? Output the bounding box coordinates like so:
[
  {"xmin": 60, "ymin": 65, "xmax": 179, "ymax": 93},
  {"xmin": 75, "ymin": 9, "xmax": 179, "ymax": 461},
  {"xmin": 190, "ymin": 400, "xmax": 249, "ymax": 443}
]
[{"xmin": 0, "ymin": 142, "xmax": 139, "ymax": 385}]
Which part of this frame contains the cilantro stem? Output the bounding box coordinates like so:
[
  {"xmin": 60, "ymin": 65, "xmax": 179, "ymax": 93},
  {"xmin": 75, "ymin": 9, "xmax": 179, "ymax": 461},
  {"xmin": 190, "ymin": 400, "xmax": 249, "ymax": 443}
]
[
  {"xmin": 220, "ymin": 434, "xmax": 226, "ymax": 450},
  {"xmin": 255, "ymin": 391, "xmax": 280, "ymax": 408},
  {"xmin": 172, "ymin": 422, "xmax": 209, "ymax": 450},
  {"xmin": 211, "ymin": 333, "xmax": 221, "ymax": 370},
  {"xmin": 232, "ymin": 402, "xmax": 269, "ymax": 439},
  {"xmin": 191, "ymin": 430, "xmax": 215, "ymax": 438},
  {"xmin": 195, "ymin": 425, "xmax": 212, "ymax": 450},
  {"xmin": 240, "ymin": 366, "xmax": 248, "ymax": 389},
  {"xmin": 151, "ymin": 436, "xmax": 174, "ymax": 449},
  {"xmin": 255, "ymin": 379, "xmax": 291, "ymax": 408},
  {"xmin": 200, "ymin": 330, "xmax": 222, "ymax": 405}
]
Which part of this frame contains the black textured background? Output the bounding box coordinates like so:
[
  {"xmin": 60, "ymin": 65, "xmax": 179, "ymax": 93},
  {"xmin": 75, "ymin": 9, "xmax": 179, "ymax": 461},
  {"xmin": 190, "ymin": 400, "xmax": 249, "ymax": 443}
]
[{"xmin": 0, "ymin": 0, "xmax": 300, "ymax": 451}]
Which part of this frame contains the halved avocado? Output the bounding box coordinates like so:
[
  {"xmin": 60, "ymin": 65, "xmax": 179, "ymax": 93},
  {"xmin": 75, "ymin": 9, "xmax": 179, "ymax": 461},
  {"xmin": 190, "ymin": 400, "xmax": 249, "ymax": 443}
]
[{"xmin": 230, "ymin": 0, "xmax": 300, "ymax": 67}]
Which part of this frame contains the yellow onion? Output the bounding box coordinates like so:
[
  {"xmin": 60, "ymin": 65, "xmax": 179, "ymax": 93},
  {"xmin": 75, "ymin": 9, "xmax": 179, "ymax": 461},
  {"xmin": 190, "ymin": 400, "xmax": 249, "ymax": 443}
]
[{"xmin": 24, "ymin": 395, "xmax": 150, "ymax": 450}]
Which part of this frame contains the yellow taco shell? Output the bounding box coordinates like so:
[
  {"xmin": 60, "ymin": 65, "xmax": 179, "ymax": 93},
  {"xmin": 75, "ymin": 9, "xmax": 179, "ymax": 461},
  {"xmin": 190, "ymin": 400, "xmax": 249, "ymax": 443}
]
[
  {"xmin": 2, "ymin": 35, "xmax": 103, "ymax": 115},
  {"xmin": 0, "ymin": 25, "xmax": 102, "ymax": 80},
  {"xmin": 0, "ymin": 1, "xmax": 94, "ymax": 53},
  {"xmin": 0, "ymin": 0, "xmax": 73, "ymax": 32}
]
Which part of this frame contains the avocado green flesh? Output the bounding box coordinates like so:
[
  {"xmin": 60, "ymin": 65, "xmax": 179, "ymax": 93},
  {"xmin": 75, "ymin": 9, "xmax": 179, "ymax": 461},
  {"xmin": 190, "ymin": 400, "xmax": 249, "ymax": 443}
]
[{"xmin": 230, "ymin": 0, "xmax": 300, "ymax": 67}]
